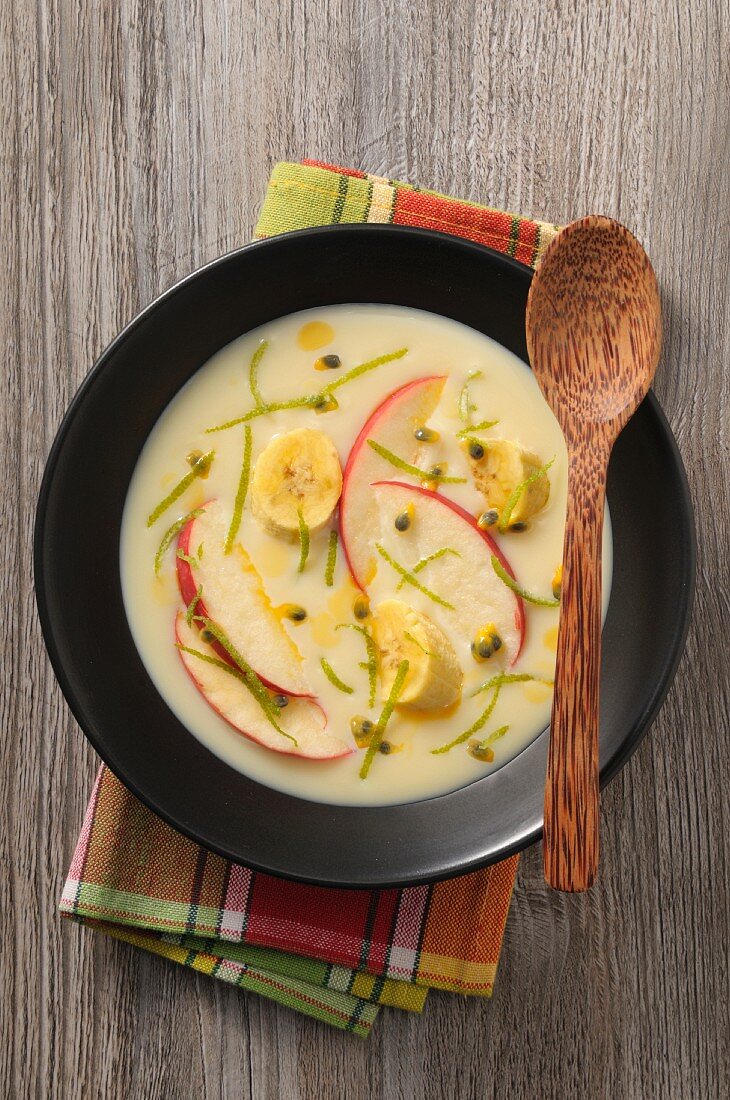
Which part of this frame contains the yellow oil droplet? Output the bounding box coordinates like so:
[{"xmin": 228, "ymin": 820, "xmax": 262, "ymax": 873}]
[
  {"xmin": 309, "ymin": 611, "xmax": 339, "ymax": 648},
  {"xmin": 523, "ymin": 682, "xmax": 552, "ymax": 704},
  {"xmin": 256, "ymin": 540, "xmax": 292, "ymax": 580},
  {"xmin": 161, "ymin": 471, "xmax": 175, "ymax": 487},
  {"xmin": 543, "ymin": 625, "xmax": 559, "ymax": 652},
  {"xmin": 151, "ymin": 575, "xmax": 175, "ymax": 606},
  {"xmin": 297, "ymin": 320, "xmax": 334, "ymax": 351},
  {"xmin": 327, "ymin": 578, "xmax": 361, "ymax": 620}
]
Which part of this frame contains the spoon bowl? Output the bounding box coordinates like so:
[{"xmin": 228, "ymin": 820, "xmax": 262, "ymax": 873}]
[{"xmin": 526, "ymin": 215, "xmax": 661, "ymax": 892}]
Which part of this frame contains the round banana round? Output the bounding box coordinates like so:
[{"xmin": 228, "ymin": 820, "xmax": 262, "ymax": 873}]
[
  {"xmin": 371, "ymin": 599, "xmax": 462, "ymax": 711},
  {"xmin": 251, "ymin": 428, "xmax": 343, "ymax": 540},
  {"xmin": 467, "ymin": 438, "xmax": 550, "ymax": 525}
]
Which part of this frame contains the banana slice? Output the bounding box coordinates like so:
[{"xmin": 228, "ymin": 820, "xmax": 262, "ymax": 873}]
[
  {"xmin": 467, "ymin": 438, "xmax": 550, "ymax": 524},
  {"xmin": 251, "ymin": 428, "xmax": 343, "ymax": 540},
  {"xmin": 371, "ymin": 599, "xmax": 462, "ymax": 711}
]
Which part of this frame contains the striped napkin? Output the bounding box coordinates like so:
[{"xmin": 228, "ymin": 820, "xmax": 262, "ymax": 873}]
[{"xmin": 60, "ymin": 161, "xmax": 558, "ymax": 1035}]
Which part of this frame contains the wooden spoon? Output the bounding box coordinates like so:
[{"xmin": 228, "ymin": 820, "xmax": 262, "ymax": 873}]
[{"xmin": 526, "ymin": 215, "xmax": 661, "ymax": 892}]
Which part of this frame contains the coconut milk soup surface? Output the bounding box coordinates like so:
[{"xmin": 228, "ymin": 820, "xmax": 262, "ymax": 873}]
[{"xmin": 121, "ymin": 304, "xmax": 612, "ymax": 807}]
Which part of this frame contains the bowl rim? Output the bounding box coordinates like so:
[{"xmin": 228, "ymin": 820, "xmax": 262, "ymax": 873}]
[{"xmin": 34, "ymin": 223, "xmax": 696, "ymax": 887}]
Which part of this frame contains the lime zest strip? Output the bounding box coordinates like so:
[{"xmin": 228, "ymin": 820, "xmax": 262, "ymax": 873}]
[
  {"xmin": 337, "ymin": 623, "xmax": 378, "ymax": 707},
  {"xmin": 249, "ymin": 340, "xmax": 268, "ymax": 407},
  {"xmin": 195, "ymin": 617, "xmax": 295, "ymax": 741},
  {"xmin": 491, "ymin": 555, "xmax": 560, "ymax": 607},
  {"xmin": 322, "ymin": 347, "xmax": 408, "ymax": 395},
  {"xmin": 176, "ymin": 549, "xmax": 200, "ymax": 567},
  {"xmin": 498, "ymin": 457, "xmax": 554, "ymax": 532},
  {"xmin": 153, "ymin": 507, "xmax": 205, "ymax": 574},
  {"xmin": 297, "ymin": 508, "xmax": 310, "ymax": 573},
  {"xmin": 324, "ymin": 529, "xmax": 338, "ymax": 587},
  {"xmin": 375, "ymin": 544, "xmax": 454, "ymax": 610},
  {"xmin": 320, "ymin": 657, "xmax": 354, "ymax": 694},
  {"xmin": 395, "ymin": 546, "xmax": 461, "ymax": 591},
  {"xmin": 456, "ymin": 419, "xmax": 499, "ymax": 439},
  {"xmin": 432, "ymin": 683, "xmax": 503, "ymax": 754},
  {"xmin": 205, "ymin": 396, "xmax": 318, "ymax": 434},
  {"xmin": 224, "ymin": 425, "xmax": 253, "ymax": 553},
  {"xmin": 360, "ymin": 659, "xmax": 409, "ymax": 779},
  {"xmin": 404, "ymin": 631, "xmax": 437, "ymax": 657},
  {"xmin": 185, "ymin": 585, "xmax": 203, "ymax": 627},
  {"xmin": 458, "ymin": 369, "xmax": 482, "ymax": 424},
  {"xmin": 366, "ymin": 439, "xmax": 467, "ymax": 484},
  {"xmin": 471, "ymin": 671, "xmax": 554, "ymax": 698},
  {"xmin": 146, "ymin": 451, "xmax": 215, "ymax": 527}
]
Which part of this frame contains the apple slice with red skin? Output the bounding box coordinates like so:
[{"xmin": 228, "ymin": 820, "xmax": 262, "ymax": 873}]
[
  {"xmin": 340, "ymin": 375, "xmax": 446, "ymax": 588},
  {"xmin": 176, "ymin": 499, "xmax": 313, "ymax": 697},
  {"xmin": 371, "ymin": 480, "xmax": 525, "ymax": 666},
  {"xmin": 175, "ymin": 614, "xmax": 351, "ymax": 759}
]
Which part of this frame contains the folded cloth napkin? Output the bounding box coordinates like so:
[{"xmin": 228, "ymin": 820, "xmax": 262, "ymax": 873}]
[{"xmin": 60, "ymin": 161, "xmax": 558, "ymax": 1036}]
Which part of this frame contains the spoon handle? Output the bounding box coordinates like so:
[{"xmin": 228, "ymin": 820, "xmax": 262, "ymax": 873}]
[{"xmin": 544, "ymin": 446, "xmax": 607, "ymax": 892}]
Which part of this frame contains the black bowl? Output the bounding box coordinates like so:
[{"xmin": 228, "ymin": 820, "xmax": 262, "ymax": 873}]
[{"xmin": 34, "ymin": 225, "xmax": 695, "ymax": 887}]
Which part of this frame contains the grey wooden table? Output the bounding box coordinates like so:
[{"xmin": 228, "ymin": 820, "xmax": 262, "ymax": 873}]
[{"xmin": 3, "ymin": 2, "xmax": 728, "ymax": 1097}]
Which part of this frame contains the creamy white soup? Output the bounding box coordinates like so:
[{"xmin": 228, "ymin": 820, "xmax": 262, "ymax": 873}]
[{"xmin": 120, "ymin": 304, "xmax": 612, "ymax": 807}]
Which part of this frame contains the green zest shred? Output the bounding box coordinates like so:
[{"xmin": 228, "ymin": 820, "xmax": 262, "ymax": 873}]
[
  {"xmin": 366, "ymin": 439, "xmax": 467, "ymax": 484},
  {"xmin": 185, "ymin": 586, "xmax": 203, "ymax": 627},
  {"xmin": 396, "ymin": 546, "xmax": 461, "ymax": 591},
  {"xmin": 375, "ymin": 544, "xmax": 454, "ymax": 610},
  {"xmin": 153, "ymin": 507, "xmax": 205, "ymax": 573},
  {"xmin": 432, "ymin": 683, "xmax": 503, "ymax": 754},
  {"xmin": 195, "ymin": 617, "xmax": 295, "ymax": 742},
  {"xmin": 320, "ymin": 657, "xmax": 354, "ymax": 694},
  {"xmin": 498, "ymin": 458, "xmax": 554, "ymax": 532},
  {"xmin": 205, "ymin": 396, "xmax": 318, "ymax": 433},
  {"xmin": 297, "ymin": 508, "xmax": 310, "ymax": 573},
  {"xmin": 404, "ymin": 631, "xmax": 437, "ymax": 657},
  {"xmin": 359, "ymin": 659, "xmax": 409, "ymax": 779},
  {"xmin": 146, "ymin": 451, "xmax": 215, "ymax": 526},
  {"xmin": 176, "ymin": 549, "xmax": 201, "ymax": 567},
  {"xmin": 205, "ymin": 347, "xmax": 408, "ymax": 434},
  {"xmin": 337, "ymin": 623, "xmax": 378, "ymax": 707},
  {"xmin": 470, "ymin": 724, "xmax": 509, "ymax": 755},
  {"xmin": 324, "ymin": 529, "xmax": 338, "ymax": 586},
  {"xmin": 458, "ymin": 369, "xmax": 482, "ymax": 423},
  {"xmin": 248, "ymin": 340, "xmax": 268, "ymax": 407},
  {"xmin": 471, "ymin": 671, "xmax": 554, "ymax": 698},
  {"xmin": 456, "ymin": 419, "xmax": 499, "ymax": 439},
  {"xmin": 491, "ymin": 555, "xmax": 560, "ymax": 607},
  {"xmin": 224, "ymin": 425, "xmax": 253, "ymax": 553},
  {"xmin": 322, "ymin": 347, "xmax": 408, "ymax": 394}
]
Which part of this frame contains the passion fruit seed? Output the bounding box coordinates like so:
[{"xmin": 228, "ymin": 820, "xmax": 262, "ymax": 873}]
[
  {"xmin": 468, "ymin": 440, "xmax": 485, "ymax": 460},
  {"xmin": 468, "ymin": 739, "xmax": 495, "ymax": 763},
  {"xmin": 186, "ymin": 449, "xmax": 203, "ymax": 468},
  {"xmin": 200, "ymin": 629, "xmax": 215, "ymax": 644},
  {"xmin": 351, "ymin": 716, "xmax": 374, "ymax": 737},
  {"xmin": 353, "ymin": 595, "xmax": 370, "ymax": 620},
  {"xmin": 379, "ymin": 741, "xmax": 392, "ymax": 755},
  {"xmin": 429, "ymin": 464, "xmax": 444, "ymax": 478},
  {"xmin": 394, "ymin": 503, "xmax": 415, "ymax": 532},
  {"xmin": 312, "ymin": 393, "xmax": 339, "ymax": 414},
  {"xmin": 314, "ymin": 354, "xmax": 341, "ymax": 371},
  {"xmin": 477, "ymin": 509, "xmax": 499, "ymax": 530},
  {"xmin": 552, "ymin": 564, "xmax": 563, "ymax": 601},
  {"xmin": 282, "ymin": 604, "xmax": 307, "ymax": 622},
  {"xmin": 509, "ymin": 521, "xmax": 529, "ymax": 532},
  {"xmin": 414, "ymin": 425, "xmax": 439, "ymax": 442},
  {"xmin": 273, "ymin": 694, "xmax": 289, "ymax": 708},
  {"xmin": 471, "ymin": 623, "xmax": 503, "ymax": 662},
  {"xmin": 186, "ymin": 450, "xmax": 214, "ymax": 478}
]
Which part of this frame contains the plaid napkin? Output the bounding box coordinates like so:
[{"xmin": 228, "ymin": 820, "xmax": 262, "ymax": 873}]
[{"xmin": 60, "ymin": 161, "xmax": 558, "ymax": 1035}]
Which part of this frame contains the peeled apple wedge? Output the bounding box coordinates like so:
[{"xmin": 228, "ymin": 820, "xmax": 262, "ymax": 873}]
[
  {"xmin": 250, "ymin": 428, "xmax": 342, "ymax": 540},
  {"xmin": 175, "ymin": 615, "xmax": 350, "ymax": 759},
  {"xmin": 468, "ymin": 439, "xmax": 550, "ymax": 524},
  {"xmin": 371, "ymin": 599, "xmax": 462, "ymax": 710},
  {"xmin": 340, "ymin": 376, "xmax": 446, "ymax": 587},
  {"xmin": 176, "ymin": 499, "xmax": 312, "ymax": 697}
]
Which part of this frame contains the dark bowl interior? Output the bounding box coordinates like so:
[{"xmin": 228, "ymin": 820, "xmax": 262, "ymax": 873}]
[{"xmin": 34, "ymin": 225, "xmax": 695, "ymax": 887}]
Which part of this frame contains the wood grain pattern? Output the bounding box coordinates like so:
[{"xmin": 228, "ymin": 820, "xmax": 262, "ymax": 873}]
[
  {"xmin": 1, "ymin": 0, "xmax": 728, "ymax": 1097},
  {"xmin": 527, "ymin": 217, "xmax": 661, "ymax": 891}
]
